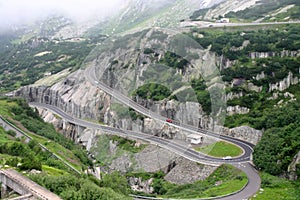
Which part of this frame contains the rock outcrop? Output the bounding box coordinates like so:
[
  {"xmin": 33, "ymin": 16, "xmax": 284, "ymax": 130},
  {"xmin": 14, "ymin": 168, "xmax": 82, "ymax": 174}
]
[
  {"xmin": 269, "ymin": 72, "xmax": 299, "ymax": 92},
  {"xmin": 128, "ymin": 177, "xmax": 154, "ymax": 194},
  {"xmin": 288, "ymin": 151, "xmax": 300, "ymax": 181},
  {"xmin": 249, "ymin": 50, "xmax": 300, "ymax": 59},
  {"xmin": 222, "ymin": 126, "xmax": 262, "ymax": 145},
  {"xmin": 164, "ymin": 157, "xmax": 218, "ymax": 185},
  {"xmin": 227, "ymin": 105, "xmax": 250, "ymax": 116}
]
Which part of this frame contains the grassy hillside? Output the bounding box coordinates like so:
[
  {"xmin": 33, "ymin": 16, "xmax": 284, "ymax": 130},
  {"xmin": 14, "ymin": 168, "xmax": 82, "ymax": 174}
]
[
  {"xmin": 101, "ymin": 0, "xmax": 201, "ymax": 35},
  {"xmin": 225, "ymin": 0, "xmax": 300, "ymax": 22},
  {"xmin": 250, "ymin": 173, "xmax": 300, "ymax": 200},
  {"xmin": 0, "ymin": 34, "xmax": 106, "ymax": 93},
  {"xmin": 128, "ymin": 164, "xmax": 247, "ymax": 199},
  {"xmin": 191, "ymin": 0, "xmax": 300, "ymax": 22},
  {"xmin": 0, "ymin": 97, "xmax": 132, "ymax": 199}
]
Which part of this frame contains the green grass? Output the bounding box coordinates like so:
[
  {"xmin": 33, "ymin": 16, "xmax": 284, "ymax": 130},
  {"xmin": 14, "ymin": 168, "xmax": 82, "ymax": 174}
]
[
  {"xmin": 0, "ymin": 98, "xmax": 86, "ymax": 172},
  {"xmin": 200, "ymin": 178, "xmax": 248, "ymax": 198},
  {"xmin": 42, "ymin": 165, "xmax": 69, "ymax": 176},
  {"xmin": 129, "ymin": 165, "xmax": 247, "ymax": 199},
  {"xmin": 250, "ymin": 173, "xmax": 300, "ymax": 200},
  {"xmin": 161, "ymin": 164, "xmax": 248, "ymax": 199},
  {"xmin": 0, "ymin": 154, "xmax": 20, "ymax": 166},
  {"xmin": 0, "ymin": 127, "xmax": 15, "ymax": 143},
  {"xmin": 195, "ymin": 141, "xmax": 243, "ymax": 158},
  {"xmin": 0, "ymin": 99, "xmax": 18, "ymax": 117},
  {"xmin": 25, "ymin": 132, "xmax": 83, "ymax": 172}
]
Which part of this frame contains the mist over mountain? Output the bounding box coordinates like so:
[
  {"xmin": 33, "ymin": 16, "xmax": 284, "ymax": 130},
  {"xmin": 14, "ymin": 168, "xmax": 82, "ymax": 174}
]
[
  {"xmin": 0, "ymin": 0, "xmax": 127, "ymax": 29},
  {"xmin": 0, "ymin": 0, "xmax": 225, "ymax": 34}
]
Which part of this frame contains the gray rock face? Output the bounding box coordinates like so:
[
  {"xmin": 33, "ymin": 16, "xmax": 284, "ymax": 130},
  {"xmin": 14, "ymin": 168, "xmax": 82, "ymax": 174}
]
[
  {"xmin": 218, "ymin": 55, "xmax": 239, "ymax": 70},
  {"xmin": 16, "ymin": 69, "xmax": 111, "ymax": 121},
  {"xmin": 16, "ymin": 73, "xmax": 217, "ymax": 142},
  {"xmin": 27, "ymin": 74, "xmax": 262, "ymax": 146},
  {"xmin": 222, "ymin": 126, "xmax": 262, "ymax": 145},
  {"xmin": 164, "ymin": 157, "xmax": 218, "ymax": 185},
  {"xmin": 226, "ymin": 91, "xmax": 244, "ymax": 101},
  {"xmin": 249, "ymin": 50, "xmax": 300, "ymax": 59},
  {"xmin": 110, "ymin": 154, "xmax": 133, "ymax": 173},
  {"xmin": 269, "ymin": 72, "xmax": 299, "ymax": 92},
  {"xmin": 227, "ymin": 105, "xmax": 250, "ymax": 116},
  {"xmin": 202, "ymin": 0, "xmax": 257, "ymax": 20},
  {"xmin": 133, "ymin": 145, "xmax": 178, "ymax": 173},
  {"xmin": 288, "ymin": 151, "xmax": 300, "ymax": 181},
  {"xmin": 128, "ymin": 177, "xmax": 154, "ymax": 194}
]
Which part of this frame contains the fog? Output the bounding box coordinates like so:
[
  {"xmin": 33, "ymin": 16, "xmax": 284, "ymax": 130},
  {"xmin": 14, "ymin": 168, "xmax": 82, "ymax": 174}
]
[{"xmin": 0, "ymin": 0, "xmax": 127, "ymax": 28}]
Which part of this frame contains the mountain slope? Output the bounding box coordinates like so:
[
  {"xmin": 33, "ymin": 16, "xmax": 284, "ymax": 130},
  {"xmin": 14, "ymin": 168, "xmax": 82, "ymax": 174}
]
[
  {"xmin": 101, "ymin": 0, "xmax": 225, "ymax": 35},
  {"xmin": 191, "ymin": 0, "xmax": 300, "ymax": 22}
]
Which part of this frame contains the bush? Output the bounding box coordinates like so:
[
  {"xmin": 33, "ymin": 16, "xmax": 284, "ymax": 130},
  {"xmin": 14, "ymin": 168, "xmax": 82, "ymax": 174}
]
[
  {"xmin": 19, "ymin": 158, "xmax": 42, "ymax": 171},
  {"xmin": 134, "ymin": 83, "xmax": 172, "ymax": 101},
  {"xmin": 6, "ymin": 130, "xmax": 16, "ymax": 137},
  {"xmin": 144, "ymin": 48, "xmax": 154, "ymax": 54},
  {"xmin": 100, "ymin": 171, "xmax": 131, "ymax": 195}
]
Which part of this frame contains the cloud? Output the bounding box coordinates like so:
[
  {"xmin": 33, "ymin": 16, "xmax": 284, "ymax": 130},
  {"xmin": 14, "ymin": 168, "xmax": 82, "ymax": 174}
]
[{"xmin": 0, "ymin": 0, "xmax": 127, "ymax": 28}]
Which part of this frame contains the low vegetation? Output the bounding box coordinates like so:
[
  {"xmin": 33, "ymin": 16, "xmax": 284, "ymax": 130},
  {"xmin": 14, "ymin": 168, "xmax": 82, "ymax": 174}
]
[
  {"xmin": 190, "ymin": 24, "xmax": 300, "ymax": 60},
  {"xmin": 133, "ymin": 83, "xmax": 172, "ymax": 101},
  {"xmin": 129, "ymin": 164, "xmax": 247, "ymax": 199},
  {"xmin": 30, "ymin": 172, "xmax": 132, "ymax": 200},
  {"xmin": 91, "ymin": 134, "xmax": 147, "ymax": 167},
  {"xmin": 0, "ymin": 97, "xmax": 134, "ymax": 199},
  {"xmin": 190, "ymin": 0, "xmax": 300, "ymax": 22},
  {"xmin": 159, "ymin": 51, "xmax": 189, "ymax": 70},
  {"xmin": 250, "ymin": 173, "xmax": 300, "ymax": 200},
  {"xmin": 195, "ymin": 141, "xmax": 243, "ymax": 158},
  {"xmin": 0, "ymin": 34, "xmax": 103, "ymax": 93},
  {"xmin": 189, "ymin": 24, "xmax": 300, "ymax": 179},
  {"xmin": 225, "ymin": 0, "xmax": 300, "ymax": 21},
  {"xmin": 0, "ymin": 97, "xmax": 92, "ymax": 169}
]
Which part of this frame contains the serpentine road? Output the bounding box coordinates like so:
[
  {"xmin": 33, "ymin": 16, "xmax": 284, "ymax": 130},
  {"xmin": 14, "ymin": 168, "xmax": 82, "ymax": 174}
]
[
  {"xmin": 85, "ymin": 65, "xmax": 255, "ymax": 163},
  {"xmin": 31, "ymin": 101, "xmax": 261, "ymax": 200},
  {"xmin": 31, "ymin": 102, "xmax": 260, "ymax": 200},
  {"xmin": 85, "ymin": 65, "xmax": 261, "ymax": 199},
  {"xmin": 27, "ymin": 54, "xmax": 264, "ymax": 199},
  {"xmin": 28, "ymin": 64, "xmax": 261, "ymax": 199}
]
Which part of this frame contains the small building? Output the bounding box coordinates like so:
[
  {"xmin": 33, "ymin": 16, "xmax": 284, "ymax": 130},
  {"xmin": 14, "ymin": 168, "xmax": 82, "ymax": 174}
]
[
  {"xmin": 220, "ymin": 18, "xmax": 230, "ymax": 23},
  {"xmin": 187, "ymin": 134, "xmax": 203, "ymax": 145}
]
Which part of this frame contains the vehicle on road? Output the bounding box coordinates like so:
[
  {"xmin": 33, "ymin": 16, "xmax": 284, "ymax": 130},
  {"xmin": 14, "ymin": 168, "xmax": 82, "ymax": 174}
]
[
  {"xmin": 222, "ymin": 156, "xmax": 232, "ymax": 160},
  {"xmin": 166, "ymin": 118, "xmax": 172, "ymax": 123}
]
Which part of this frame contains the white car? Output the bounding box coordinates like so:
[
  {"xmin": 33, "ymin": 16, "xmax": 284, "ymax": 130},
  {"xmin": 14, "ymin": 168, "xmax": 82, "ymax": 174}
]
[{"xmin": 222, "ymin": 156, "xmax": 232, "ymax": 160}]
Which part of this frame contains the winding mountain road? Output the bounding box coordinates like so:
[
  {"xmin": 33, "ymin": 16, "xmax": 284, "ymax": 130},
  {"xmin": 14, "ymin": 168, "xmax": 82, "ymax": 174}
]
[
  {"xmin": 85, "ymin": 64, "xmax": 255, "ymax": 163},
  {"xmin": 30, "ymin": 102, "xmax": 260, "ymax": 200},
  {"xmin": 85, "ymin": 65, "xmax": 260, "ymax": 199},
  {"xmin": 28, "ymin": 64, "xmax": 262, "ymax": 199}
]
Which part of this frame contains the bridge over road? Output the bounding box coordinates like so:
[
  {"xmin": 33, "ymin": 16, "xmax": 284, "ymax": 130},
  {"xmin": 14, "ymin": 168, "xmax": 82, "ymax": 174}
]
[{"xmin": 0, "ymin": 169, "xmax": 61, "ymax": 200}]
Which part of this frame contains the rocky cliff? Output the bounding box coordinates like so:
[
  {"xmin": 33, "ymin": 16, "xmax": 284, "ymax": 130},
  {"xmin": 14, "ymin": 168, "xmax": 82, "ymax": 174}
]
[
  {"xmin": 249, "ymin": 50, "xmax": 300, "ymax": 59},
  {"xmin": 15, "ymin": 28, "xmax": 264, "ymax": 147},
  {"xmin": 288, "ymin": 151, "xmax": 300, "ymax": 181},
  {"xmin": 269, "ymin": 72, "xmax": 299, "ymax": 92},
  {"xmin": 222, "ymin": 126, "xmax": 262, "ymax": 145}
]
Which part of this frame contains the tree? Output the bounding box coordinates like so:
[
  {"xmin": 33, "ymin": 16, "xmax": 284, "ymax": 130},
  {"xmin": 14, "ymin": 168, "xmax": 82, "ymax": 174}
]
[{"xmin": 101, "ymin": 171, "xmax": 130, "ymax": 195}]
